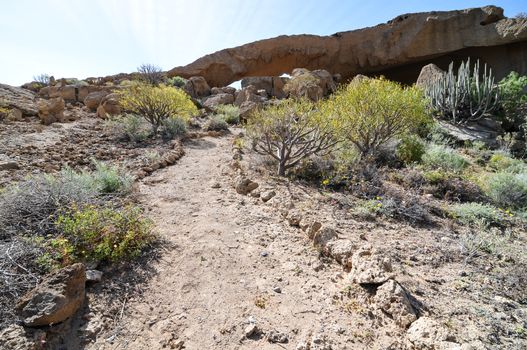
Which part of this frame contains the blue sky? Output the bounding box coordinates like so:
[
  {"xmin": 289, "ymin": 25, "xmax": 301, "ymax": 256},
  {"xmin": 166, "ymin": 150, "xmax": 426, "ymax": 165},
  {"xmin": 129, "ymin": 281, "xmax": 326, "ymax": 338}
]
[{"xmin": 0, "ymin": 0, "xmax": 525, "ymax": 86}]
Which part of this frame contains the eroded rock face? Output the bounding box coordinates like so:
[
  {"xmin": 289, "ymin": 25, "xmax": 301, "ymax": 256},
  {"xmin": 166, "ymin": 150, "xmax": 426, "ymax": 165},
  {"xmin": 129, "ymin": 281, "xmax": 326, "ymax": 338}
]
[
  {"xmin": 203, "ymin": 93, "xmax": 235, "ymax": 109},
  {"xmin": 168, "ymin": 6, "xmax": 527, "ymax": 86},
  {"xmin": 349, "ymin": 245, "xmax": 393, "ymax": 284},
  {"xmin": 96, "ymin": 93, "xmax": 121, "ymax": 118},
  {"xmin": 373, "ymin": 280, "xmax": 417, "ymax": 328},
  {"xmin": 406, "ymin": 317, "xmax": 460, "ymax": 349},
  {"xmin": 0, "ymin": 84, "xmax": 38, "ymax": 116},
  {"xmin": 416, "ymin": 63, "xmax": 445, "ymax": 88},
  {"xmin": 38, "ymin": 97, "xmax": 65, "ymax": 125},
  {"xmin": 184, "ymin": 76, "xmax": 211, "ymax": 98},
  {"xmin": 15, "ymin": 263, "xmax": 86, "ymax": 327}
]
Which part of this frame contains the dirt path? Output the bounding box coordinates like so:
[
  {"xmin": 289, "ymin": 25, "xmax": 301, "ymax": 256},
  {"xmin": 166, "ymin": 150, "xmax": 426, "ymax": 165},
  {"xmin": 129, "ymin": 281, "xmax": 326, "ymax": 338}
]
[{"xmin": 90, "ymin": 134, "xmax": 347, "ymax": 349}]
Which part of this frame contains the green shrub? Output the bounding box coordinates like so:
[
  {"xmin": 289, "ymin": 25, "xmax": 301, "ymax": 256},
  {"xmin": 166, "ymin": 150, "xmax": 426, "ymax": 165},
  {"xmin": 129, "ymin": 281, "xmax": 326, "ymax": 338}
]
[
  {"xmin": 247, "ymin": 98, "xmax": 336, "ymax": 176},
  {"xmin": 216, "ymin": 104, "xmax": 240, "ymax": 124},
  {"xmin": 449, "ymin": 203, "xmax": 502, "ymax": 227},
  {"xmin": 167, "ymin": 76, "xmax": 187, "ymax": 88},
  {"xmin": 204, "ymin": 116, "xmax": 229, "ymax": 131},
  {"xmin": 498, "ymin": 71, "xmax": 527, "ymax": 133},
  {"xmin": 104, "ymin": 114, "xmax": 150, "ymax": 142},
  {"xmin": 488, "ymin": 152, "xmax": 527, "ymax": 173},
  {"xmin": 53, "ymin": 205, "xmax": 153, "ymax": 264},
  {"xmin": 421, "ymin": 144, "xmax": 468, "ymax": 172},
  {"xmin": 422, "ymin": 169, "xmax": 450, "ymax": 184},
  {"xmin": 117, "ymin": 82, "xmax": 197, "ymax": 134},
  {"xmin": 425, "ymin": 58, "xmax": 499, "ymax": 124},
  {"xmin": 91, "ymin": 161, "xmax": 133, "ymax": 194},
  {"xmin": 162, "ymin": 116, "xmax": 187, "ymax": 139},
  {"xmin": 485, "ymin": 172, "xmax": 527, "ymax": 209},
  {"xmin": 0, "ymin": 163, "xmax": 132, "ymax": 239},
  {"xmin": 396, "ymin": 135, "xmax": 425, "ymax": 164},
  {"xmin": 323, "ymin": 77, "xmax": 430, "ymax": 157}
]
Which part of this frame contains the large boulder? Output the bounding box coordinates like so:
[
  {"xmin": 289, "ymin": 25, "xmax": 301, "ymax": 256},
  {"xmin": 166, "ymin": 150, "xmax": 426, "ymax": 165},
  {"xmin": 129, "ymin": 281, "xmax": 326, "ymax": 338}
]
[
  {"xmin": 15, "ymin": 263, "xmax": 86, "ymax": 327},
  {"xmin": 168, "ymin": 6, "xmax": 527, "ymax": 86},
  {"xmin": 239, "ymin": 101, "xmax": 260, "ymax": 121},
  {"xmin": 234, "ymin": 85, "xmax": 266, "ymax": 106},
  {"xmin": 184, "ymin": 76, "xmax": 211, "ymax": 98},
  {"xmin": 202, "ymin": 93, "xmax": 235, "ymax": 109},
  {"xmin": 211, "ymin": 86, "xmax": 236, "ymax": 95},
  {"xmin": 416, "ymin": 64, "xmax": 445, "ymax": 88},
  {"xmin": 96, "ymin": 93, "xmax": 121, "ymax": 118},
  {"xmin": 84, "ymin": 90, "xmax": 110, "ymax": 111},
  {"xmin": 283, "ymin": 69, "xmax": 335, "ymax": 101},
  {"xmin": 0, "ymin": 83, "xmax": 38, "ymax": 116},
  {"xmin": 241, "ymin": 77, "xmax": 273, "ymax": 96},
  {"xmin": 437, "ymin": 119, "xmax": 501, "ymax": 147},
  {"xmin": 38, "ymin": 97, "xmax": 65, "ymax": 125},
  {"xmin": 241, "ymin": 76, "xmax": 288, "ymax": 99}
]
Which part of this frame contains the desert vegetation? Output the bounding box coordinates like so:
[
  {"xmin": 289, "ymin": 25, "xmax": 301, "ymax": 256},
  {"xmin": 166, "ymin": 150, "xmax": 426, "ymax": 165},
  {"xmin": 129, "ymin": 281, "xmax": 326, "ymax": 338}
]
[{"xmin": 1, "ymin": 51, "xmax": 527, "ymax": 348}]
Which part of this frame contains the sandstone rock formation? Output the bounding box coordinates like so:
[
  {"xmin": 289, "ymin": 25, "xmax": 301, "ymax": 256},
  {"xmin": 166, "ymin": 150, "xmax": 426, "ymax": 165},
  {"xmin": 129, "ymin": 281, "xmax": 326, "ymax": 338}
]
[
  {"xmin": 0, "ymin": 84, "xmax": 38, "ymax": 116},
  {"xmin": 183, "ymin": 76, "xmax": 211, "ymax": 98},
  {"xmin": 96, "ymin": 93, "xmax": 121, "ymax": 118},
  {"xmin": 350, "ymin": 245, "xmax": 394, "ymax": 284},
  {"xmin": 15, "ymin": 263, "xmax": 86, "ymax": 327},
  {"xmin": 416, "ymin": 63, "xmax": 445, "ymax": 87},
  {"xmin": 38, "ymin": 97, "xmax": 65, "ymax": 125},
  {"xmin": 168, "ymin": 6, "xmax": 527, "ymax": 86}
]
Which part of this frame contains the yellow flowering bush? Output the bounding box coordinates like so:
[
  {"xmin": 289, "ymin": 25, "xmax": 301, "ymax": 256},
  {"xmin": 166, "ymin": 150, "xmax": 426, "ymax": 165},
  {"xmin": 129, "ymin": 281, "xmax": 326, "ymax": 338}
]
[{"xmin": 117, "ymin": 82, "xmax": 197, "ymax": 134}]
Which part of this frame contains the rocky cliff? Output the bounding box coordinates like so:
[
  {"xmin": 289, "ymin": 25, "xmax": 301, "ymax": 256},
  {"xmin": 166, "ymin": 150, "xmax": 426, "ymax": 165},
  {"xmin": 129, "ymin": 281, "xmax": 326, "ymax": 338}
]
[{"xmin": 168, "ymin": 6, "xmax": 527, "ymax": 86}]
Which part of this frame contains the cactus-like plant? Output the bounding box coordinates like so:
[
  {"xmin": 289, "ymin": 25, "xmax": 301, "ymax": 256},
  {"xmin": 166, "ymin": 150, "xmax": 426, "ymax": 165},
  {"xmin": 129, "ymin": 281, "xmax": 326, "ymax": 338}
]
[{"xmin": 426, "ymin": 58, "xmax": 499, "ymax": 124}]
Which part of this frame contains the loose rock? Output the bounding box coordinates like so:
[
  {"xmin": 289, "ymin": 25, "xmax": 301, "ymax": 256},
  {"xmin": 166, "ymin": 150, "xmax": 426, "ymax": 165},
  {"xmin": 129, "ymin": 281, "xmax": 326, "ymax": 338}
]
[
  {"xmin": 15, "ymin": 263, "xmax": 86, "ymax": 327},
  {"xmin": 349, "ymin": 245, "xmax": 393, "ymax": 284}
]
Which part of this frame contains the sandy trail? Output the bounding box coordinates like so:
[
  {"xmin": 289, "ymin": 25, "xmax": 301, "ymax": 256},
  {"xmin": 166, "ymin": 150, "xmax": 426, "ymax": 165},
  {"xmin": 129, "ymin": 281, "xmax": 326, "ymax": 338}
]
[{"xmin": 91, "ymin": 134, "xmax": 345, "ymax": 349}]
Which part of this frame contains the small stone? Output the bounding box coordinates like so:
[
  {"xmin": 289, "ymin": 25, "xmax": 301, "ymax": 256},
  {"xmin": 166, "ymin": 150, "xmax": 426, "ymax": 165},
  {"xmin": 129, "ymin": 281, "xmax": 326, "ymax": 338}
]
[
  {"xmin": 261, "ymin": 190, "xmax": 276, "ymax": 202},
  {"xmin": 244, "ymin": 324, "xmax": 258, "ymax": 338},
  {"xmin": 85, "ymin": 269, "xmax": 103, "ymax": 283},
  {"xmin": 287, "ymin": 212, "xmax": 302, "ymax": 227},
  {"xmin": 273, "ymin": 286, "xmax": 282, "ymax": 293},
  {"xmin": 260, "ymin": 251, "xmax": 269, "ymax": 257},
  {"xmin": 0, "ymin": 161, "xmax": 19, "ymax": 171},
  {"xmin": 211, "ymin": 182, "xmax": 221, "ymax": 189},
  {"xmin": 267, "ymin": 330, "xmax": 289, "ymax": 343},
  {"xmin": 235, "ymin": 177, "xmax": 259, "ymax": 195}
]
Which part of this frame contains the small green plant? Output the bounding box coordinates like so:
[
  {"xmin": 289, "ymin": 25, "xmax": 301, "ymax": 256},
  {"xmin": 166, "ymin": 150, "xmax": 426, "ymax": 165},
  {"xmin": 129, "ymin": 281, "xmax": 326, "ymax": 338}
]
[
  {"xmin": 396, "ymin": 135, "xmax": 425, "ymax": 165},
  {"xmin": 216, "ymin": 104, "xmax": 240, "ymax": 124},
  {"xmin": 204, "ymin": 116, "xmax": 229, "ymax": 132},
  {"xmin": 91, "ymin": 160, "xmax": 133, "ymax": 194},
  {"xmin": 449, "ymin": 202, "xmax": 502, "ymax": 227},
  {"xmin": 485, "ymin": 172, "xmax": 527, "ymax": 209},
  {"xmin": 104, "ymin": 114, "xmax": 150, "ymax": 142},
  {"xmin": 53, "ymin": 205, "xmax": 153, "ymax": 264},
  {"xmin": 498, "ymin": 71, "xmax": 527, "ymax": 134},
  {"xmin": 422, "ymin": 170, "xmax": 450, "ymax": 184},
  {"xmin": 421, "ymin": 144, "xmax": 468, "ymax": 172},
  {"xmin": 162, "ymin": 116, "xmax": 187, "ymax": 139},
  {"xmin": 167, "ymin": 76, "xmax": 187, "ymax": 88},
  {"xmin": 488, "ymin": 152, "xmax": 527, "ymax": 173}
]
